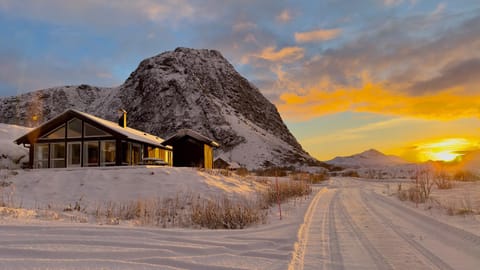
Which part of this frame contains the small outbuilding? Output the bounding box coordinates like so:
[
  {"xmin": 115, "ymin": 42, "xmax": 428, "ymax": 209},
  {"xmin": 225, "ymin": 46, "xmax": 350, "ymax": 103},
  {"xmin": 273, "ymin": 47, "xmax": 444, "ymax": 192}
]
[
  {"xmin": 213, "ymin": 157, "xmax": 241, "ymax": 170},
  {"xmin": 162, "ymin": 129, "xmax": 219, "ymax": 169},
  {"xmin": 14, "ymin": 109, "xmax": 172, "ymax": 168}
]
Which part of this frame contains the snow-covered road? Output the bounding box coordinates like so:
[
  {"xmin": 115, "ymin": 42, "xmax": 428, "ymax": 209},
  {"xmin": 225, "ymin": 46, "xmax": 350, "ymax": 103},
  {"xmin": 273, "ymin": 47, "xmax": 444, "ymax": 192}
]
[{"xmin": 290, "ymin": 178, "xmax": 480, "ymax": 270}]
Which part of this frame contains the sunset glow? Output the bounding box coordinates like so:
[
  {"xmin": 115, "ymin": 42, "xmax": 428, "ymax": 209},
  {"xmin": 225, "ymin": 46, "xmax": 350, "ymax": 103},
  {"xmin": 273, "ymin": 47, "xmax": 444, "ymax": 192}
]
[{"xmin": 415, "ymin": 138, "xmax": 478, "ymax": 162}]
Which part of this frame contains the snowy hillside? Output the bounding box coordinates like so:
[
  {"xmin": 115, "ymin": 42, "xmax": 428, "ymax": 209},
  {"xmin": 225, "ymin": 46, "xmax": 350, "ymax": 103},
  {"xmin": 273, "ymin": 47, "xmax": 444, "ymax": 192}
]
[
  {"xmin": 3, "ymin": 166, "xmax": 264, "ymax": 210},
  {"xmin": 0, "ymin": 123, "xmax": 31, "ymax": 169},
  {"xmin": 326, "ymin": 149, "xmax": 409, "ymax": 168},
  {"xmin": 0, "ymin": 48, "xmax": 321, "ymax": 169}
]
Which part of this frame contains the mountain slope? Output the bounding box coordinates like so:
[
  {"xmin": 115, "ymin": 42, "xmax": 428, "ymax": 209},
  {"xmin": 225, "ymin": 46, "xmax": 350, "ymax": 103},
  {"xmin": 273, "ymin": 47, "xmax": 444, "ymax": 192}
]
[
  {"xmin": 326, "ymin": 149, "xmax": 409, "ymax": 168},
  {"xmin": 0, "ymin": 47, "xmax": 320, "ymax": 169}
]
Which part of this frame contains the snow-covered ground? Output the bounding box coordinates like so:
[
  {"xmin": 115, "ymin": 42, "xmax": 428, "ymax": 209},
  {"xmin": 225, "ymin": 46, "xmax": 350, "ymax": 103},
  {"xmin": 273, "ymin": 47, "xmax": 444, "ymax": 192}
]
[
  {"xmin": 0, "ymin": 123, "xmax": 31, "ymax": 169},
  {"xmin": 289, "ymin": 177, "xmax": 480, "ymax": 270},
  {"xmin": 1, "ymin": 176, "xmax": 479, "ymax": 269},
  {"xmin": 0, "ymin": 167, "xmax": 312, "ymax": 270},
  {"xmin": 1, "ymin": 166, "xmax": 264, "ymax": 211}
]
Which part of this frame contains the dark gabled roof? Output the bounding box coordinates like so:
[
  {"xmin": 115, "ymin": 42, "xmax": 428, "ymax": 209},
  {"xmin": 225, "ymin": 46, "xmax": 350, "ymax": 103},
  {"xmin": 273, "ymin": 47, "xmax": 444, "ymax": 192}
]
[
  {"xmin": 14, "ymin": 109, "xmax": 170, "ymax": 149},
  {"xmin": 162, "ymin": 129, "xmax": 219, "ymax": 148}
]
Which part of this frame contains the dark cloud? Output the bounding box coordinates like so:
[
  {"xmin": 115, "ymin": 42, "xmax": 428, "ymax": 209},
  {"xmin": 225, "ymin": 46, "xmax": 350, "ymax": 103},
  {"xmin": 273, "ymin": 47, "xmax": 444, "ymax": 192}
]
[
  {"xmin": 409, "ymin": 58, "xmax": 480, "ymax": 94},
  {"xmin": 283, "ymin": 11, "xmax": 480, "ymax": 95}
]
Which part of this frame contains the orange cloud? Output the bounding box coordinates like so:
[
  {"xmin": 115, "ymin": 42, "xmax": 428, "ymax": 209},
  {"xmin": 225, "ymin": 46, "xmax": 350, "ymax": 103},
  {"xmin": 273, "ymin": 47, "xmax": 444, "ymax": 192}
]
[
  {"xmin": 294, "ymin": 28, "xmax": 342, "ymax": 43},
  {"xmin": 277, "ymin": 9, "xmax": 292, "ymax": 22},
  {"xmin": 277, "ymin": 81, "xmax": 480, "ymax": 121},
  {"xmin": 250, "ymin": 46, "xmax": 305, "ymax": 63}
]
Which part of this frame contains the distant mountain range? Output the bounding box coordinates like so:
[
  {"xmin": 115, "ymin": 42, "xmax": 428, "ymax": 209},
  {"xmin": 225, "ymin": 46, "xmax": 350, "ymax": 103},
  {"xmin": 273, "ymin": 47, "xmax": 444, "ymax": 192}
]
[
  {"xmin": 0, "ymin": 47, "xmax": 322, "ymax": 169},
  {"xmin": 326, "ymin": 149, "xmax": 410, "ymax": 168}
]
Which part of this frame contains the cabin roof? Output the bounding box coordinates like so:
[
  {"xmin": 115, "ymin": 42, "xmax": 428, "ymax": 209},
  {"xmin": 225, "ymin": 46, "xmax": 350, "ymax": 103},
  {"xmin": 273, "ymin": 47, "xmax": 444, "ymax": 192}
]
[
  {"xmin": 214, "ymin": 157, "xmax": 241, "ymax": 169},
  {"xmin": 15, "ymin": 109, "xmax": 169, "ymax": 148},
  {"xmin": 163, "ymin": 129, "xmax": 220, "ymax": 147}
]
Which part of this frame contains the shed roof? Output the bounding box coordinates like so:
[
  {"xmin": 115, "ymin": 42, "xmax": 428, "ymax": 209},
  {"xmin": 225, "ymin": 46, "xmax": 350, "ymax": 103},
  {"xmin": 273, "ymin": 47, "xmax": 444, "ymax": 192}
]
[
  {"xmin": 163, "ymin": 129, "xmax": 219, "ymax": 147},
  {"xmin": 15, "ymin": 109, "xmax": 170, "ymax": 149}
]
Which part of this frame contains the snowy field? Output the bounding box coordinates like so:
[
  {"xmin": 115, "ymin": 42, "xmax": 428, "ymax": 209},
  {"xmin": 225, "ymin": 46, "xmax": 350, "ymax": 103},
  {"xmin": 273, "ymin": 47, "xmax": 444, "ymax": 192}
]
[
  {"xmin": 1, "ymin": 176, "xmax": 480, "ymax": 269},
  {"xmin": 1, "ymin": 166, "xmax": 265, "ymax": 211}
]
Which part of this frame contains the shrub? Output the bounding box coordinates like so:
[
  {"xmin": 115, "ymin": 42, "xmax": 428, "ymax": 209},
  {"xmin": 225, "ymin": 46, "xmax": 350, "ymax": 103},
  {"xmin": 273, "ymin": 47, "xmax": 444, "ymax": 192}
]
[
  {"xmin": 254, "ymin": 167, "xmax": 289, "ymax": 177},
  {"xmin": 453, "ymin": 170, "xmax": 480, "ymax": 182},
  {"xmin": 397, "ymin": 186, "xmax": 427, "ymax": 203},
  {"xmin": 92, "ymin": 193, "xmax": 269, "ymax": 229},
  {"xmin": 259, "ymin": 180, "xmax": 312, "ymax": 206},
  {"xmin": 342, "ymin": 170, "xmax": 360, "ymax": 178},
  {"xmin": 190, "ymin": 196, "xmax": 266, "ymax": 229},
  {"xmin": 434, "ymin": 176, "xmax": 453, "ymax": 189},
  {"xmin": 291, "ymin": 172, "xmax": 329, "ymax": 183},
  {"xmin": 235, "ymin": 168, "xmax": 249, "ymax": 177}
]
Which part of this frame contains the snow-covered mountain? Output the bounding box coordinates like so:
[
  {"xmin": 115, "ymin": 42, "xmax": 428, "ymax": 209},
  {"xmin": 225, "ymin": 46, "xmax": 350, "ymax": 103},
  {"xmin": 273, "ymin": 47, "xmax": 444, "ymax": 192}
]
[
  {"xmin": 0, "ymin": 47, "xmax": 321, "ymax": 169},
  {"xmin": 326, "ymin": 149, "xmax": 409, "ymax": 168}
]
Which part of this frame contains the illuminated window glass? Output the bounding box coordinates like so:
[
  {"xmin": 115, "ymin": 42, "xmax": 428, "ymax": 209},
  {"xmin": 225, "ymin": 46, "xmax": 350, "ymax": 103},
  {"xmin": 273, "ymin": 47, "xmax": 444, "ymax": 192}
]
[
  {"xmin": 100, "ymin": 140, "xmax": 116, "ymax": 166},
  {"xmin": 84, "ymin": 122, "xmax": 110, "ymax": 137},
  {"xmin": 42, "ymin": 125, "xmax": 65, "ymax": 139}
]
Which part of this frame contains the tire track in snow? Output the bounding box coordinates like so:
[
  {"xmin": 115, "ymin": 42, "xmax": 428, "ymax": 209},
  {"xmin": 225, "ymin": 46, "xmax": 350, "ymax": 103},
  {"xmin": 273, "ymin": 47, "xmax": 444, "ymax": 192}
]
[
  {"xmin": 288, "ymin": 187, "xmax": 328, "ymax": 270},
  {"xmin": 368, "ymin": 191, "xmax": 480, "ymax": 248},
  {"xmin": 360, "ymin": 191, "xmax": 455, "ymax": 270},
  {"xmin": 336, "ymin": 192, "xmax": 394, "ymax": 270},
  {"xmin": 327, "ymin": 192, "xmax": 343, "ymax": 270}
]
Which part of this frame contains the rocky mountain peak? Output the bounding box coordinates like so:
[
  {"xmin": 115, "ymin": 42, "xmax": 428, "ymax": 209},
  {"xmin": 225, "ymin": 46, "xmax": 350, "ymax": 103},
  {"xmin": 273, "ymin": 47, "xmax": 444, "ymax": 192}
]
[{"xmin": 0, "ymin": 47, "xmax": 321, "ymax": 169}]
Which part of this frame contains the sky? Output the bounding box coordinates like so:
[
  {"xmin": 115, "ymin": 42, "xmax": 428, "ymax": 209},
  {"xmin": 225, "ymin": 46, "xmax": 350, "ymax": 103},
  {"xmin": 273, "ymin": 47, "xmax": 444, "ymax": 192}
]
[{"xmin": 1, "ymin": 0, "xmax": 479, "ymax": 162}]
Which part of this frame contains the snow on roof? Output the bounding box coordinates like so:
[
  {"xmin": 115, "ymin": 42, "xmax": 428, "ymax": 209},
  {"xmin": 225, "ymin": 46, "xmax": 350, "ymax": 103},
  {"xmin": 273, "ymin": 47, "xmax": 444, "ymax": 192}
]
[
  {"xmin": 163, "ymin": 129, "xmax": 219, "ymax": 147},
  {"xmin": 214, "ymin": 157, "xmax": 241, "ymax": 169},
  {"xmin": 15, "ymin": 109, "xmax": 169, "ymax": 149},
  {"xmin": 72, "ymin": 109, "xmax": 169, "ymax": 148}
]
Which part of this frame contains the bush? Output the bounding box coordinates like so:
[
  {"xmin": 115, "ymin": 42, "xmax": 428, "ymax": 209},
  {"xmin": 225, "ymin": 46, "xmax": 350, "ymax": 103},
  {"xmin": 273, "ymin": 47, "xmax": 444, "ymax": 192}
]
[
  {"xmin": 235, "ymin": 168, "xmax": 249, "ymax": 177},
  {"xmin": 453, "ymin": 170, "xmax": 480, "ymax": 182},
  {"xmin": 291, "ymin": 172, "xmax": 329, "ymax": 183},
  {"xmin": 190, "ymin": 196, "xmax": 266, "ymax": 229},
  {"xmin": 260, "ymin": 180, "xmax": 312, "ymax": 206},
  {"xmin": 92, "ymin": 193, "xmax": 268, "ymax": 229},
  {"xmin": 342, "ymin": 170, "xmax": 360, "ymax": 177},
  {"xmin": 434, "ymin": 177, "xmax": 453, "ymax": 189},
  {"xmin": 397, "ymin": 186, "xmax": 427, "ymax": 203},
  {"xmin": 254, "ymin": 167, "xmax": 289, "ymax": 177}
]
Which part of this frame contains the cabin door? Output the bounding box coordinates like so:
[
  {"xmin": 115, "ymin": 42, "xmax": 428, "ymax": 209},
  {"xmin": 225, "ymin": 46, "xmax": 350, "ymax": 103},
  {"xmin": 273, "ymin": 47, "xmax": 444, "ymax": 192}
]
[{"xmin": 67, "ymin": 142, "xmax": 82, "ymax": 167}]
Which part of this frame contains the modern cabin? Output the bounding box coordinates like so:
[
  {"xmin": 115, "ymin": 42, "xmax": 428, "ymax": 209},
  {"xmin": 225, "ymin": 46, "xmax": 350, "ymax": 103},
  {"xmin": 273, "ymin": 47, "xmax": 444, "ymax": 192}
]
[
  {"xmin": 14, "ymin": 109, "xmax": 173, "ymax": 168},
  {"xmin": 162, "ymin": 129, "xmax": 219, "ymax": 169}
]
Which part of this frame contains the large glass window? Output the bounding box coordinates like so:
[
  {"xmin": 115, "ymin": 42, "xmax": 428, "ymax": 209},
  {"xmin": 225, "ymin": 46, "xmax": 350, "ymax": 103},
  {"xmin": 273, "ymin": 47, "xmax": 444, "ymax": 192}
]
[
  {"xmin": 84, "ymin": 141, "xmax": 99, "ymax": 167},
  {"xmin": 67, "ymin": 118, "xmax": 82, "ymax": 138},
  {"xmin": 84, "ymin": 122, "xmax": 110, "ymax": 137},
  {"xmin": 34, "ymin": 143, "xmax": 49, "ymax": 168},
  {"xmin": 50, "ymin": 143, "xmax": 65, "ymax": 168},
  {"xmin": 100, "ymin": 140, "xmax": 116, "ymax": 166},
  {"xmin": 67, "ymin": 142, "xmax": 81, "ymax": 167},
  {"xmin": 42, "ymin": 125, "xmax": 65, "ymax": 139}
]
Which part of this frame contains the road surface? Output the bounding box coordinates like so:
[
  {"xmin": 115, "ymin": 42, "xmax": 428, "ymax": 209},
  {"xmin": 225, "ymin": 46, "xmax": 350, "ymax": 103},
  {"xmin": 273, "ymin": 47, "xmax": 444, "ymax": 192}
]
[{"xmin": 289, "ymin": 178, "xmax": 480, "ymax": 270}]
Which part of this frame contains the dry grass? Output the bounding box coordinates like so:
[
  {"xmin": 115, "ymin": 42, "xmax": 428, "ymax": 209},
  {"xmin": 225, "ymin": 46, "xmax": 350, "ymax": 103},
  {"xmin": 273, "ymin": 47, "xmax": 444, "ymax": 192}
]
[
  {"xmin": 89, "ymin": 192, "xmax": 268, "ymax": 229},
  {"xmin": 453, "ymin": 170, "xmax": 480, "ymax": 182},
  {"xmin": 191, "ymin": 196, "xmax": 267, "ymax": 229},
  {"xmin": 291, "ymin": 172, "xmax": 329, "ymax": 183},
  {"xmin": 259, "ymin": 180, "xmax": 312, "ymax": 206}
]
